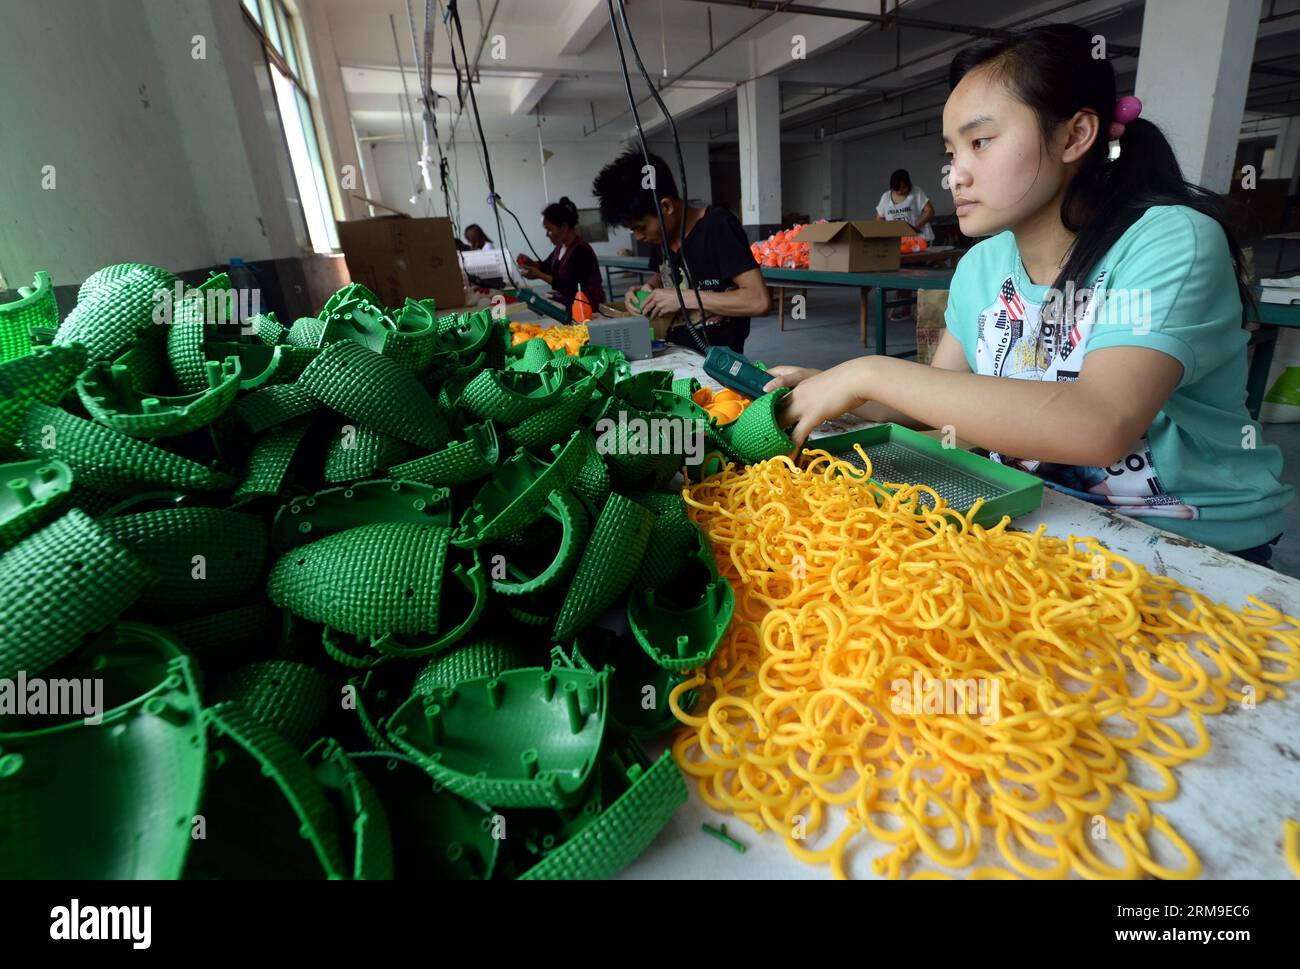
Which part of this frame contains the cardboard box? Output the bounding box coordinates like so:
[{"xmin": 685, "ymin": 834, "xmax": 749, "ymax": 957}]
[
  {"xmin": 335, "ymin": 216, "xmax": 468, "ymax": 310},
  {"xmin": 797, "ymin": 219, "xmax": 917, "ymax": 273}
]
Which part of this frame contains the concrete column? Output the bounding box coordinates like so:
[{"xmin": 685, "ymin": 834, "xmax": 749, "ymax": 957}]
[
  {"xmin": 737, "ymin": 76, "xmax": 781, "ymax": 228},
  {"xmin": 820, "ymin": 139, "xmax": 844, "ymax": 219},
  {"xmin": 1275, "ymin": 116, "xmax": 1300, "ymax": 194},
  {"xmin": 1133, "ymin": 0, "xmax": 1262, "ymax": 192}
]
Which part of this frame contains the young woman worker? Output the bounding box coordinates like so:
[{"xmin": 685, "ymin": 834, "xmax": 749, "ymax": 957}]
[{"xmin": 765, "ymin": 24, "xmax": 1292, "ymax": 566}]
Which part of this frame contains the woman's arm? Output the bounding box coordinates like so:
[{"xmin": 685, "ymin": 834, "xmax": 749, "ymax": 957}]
[
  {"xmin": 765, "ymin": 330, "xmax": 971, "ymax": 430},
  {"xmin": 640, "ymin": 267, "xmax": 770, "ymax": 318},
  {"xmin": 849, "ymin": 330, "xmax": 970, "ymax": 427},
  {"xmin": 915, "ymin": 201, "xmax": 935, "ymax": 230},
  {"xmin": 778, "ymin": 343, "xmax": 1183, "ymax": 467}
]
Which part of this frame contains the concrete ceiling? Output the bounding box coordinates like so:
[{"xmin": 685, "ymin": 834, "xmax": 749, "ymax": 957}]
[{"xmin": 310, "ymin": 0, "xmax": 1300, "ymax": 152}]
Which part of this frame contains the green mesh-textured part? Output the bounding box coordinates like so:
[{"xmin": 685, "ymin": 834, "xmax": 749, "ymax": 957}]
[
  {"xmin": 412, "ymin": 638, "xmax": 528, "ymax": 695},
  {"xmin": 0, "ymin": 344, "xmax": 88, "ymax": 452},
  {"xmin": 77, "ymin": 356, "xmax": 242, "ymax": 438},
  {"xmin": 321, "ymin": 626, "xmax": 388, "ymax": 670},
  {"xmin": 457, "ymin": 431, "xmax": 586, "ymax": 546},
  {"xmin": 287, "ymin": 316, "xmax": 328, "ymax": 348},
  {"xmin": 601, "ymin": 407, "xmax": 684, "ymax": 489},
  {"xmin": 382, "ymin": 300, "xmax": 439, "ymax": 375},
  {"xmin": 458, "ymin": 366, "xmax": 564, "ymax": 425},
  {"xmin": 614, "ymin": 370, "xmax": 675, "ymax": 409},
  {"xmin": 0, "ymin": 458, "xmax": 72, "ymax": 551},
  {"xmin": 167, "ymin": 293, "xmax": 211, "ymax": 393},
  {"xmin": 490, "ymin": 490, "xmax": 590, "ymax": 597},
  {"xmin": 0, "ymin": 509, "xmax": 155, "ymax": 679},
  {"xmin": 724, "ymin": 387, "xmax": 795, "ymax": 463},
  {"xmin": 320, "ymin": 283, "xmax": 383, "ymax": 318},
  {"xmin": 111, "ymin": 338, "xmax": 168, "ymax": 399},
  {"xmin": 628, "ymin": 490, "xmax": 695, "ymax": 589},
  {"xmin": 554, "ymin": 492, "xmax": 655, "ymax": 642},
  {"xmin": 671, "ymin": 375, "xmax": 701, "ymax": 399},
  {"xmin": 0, "ymin": 272, "xmax": 57, "ymax": 362},
  {"xmin": 313, "ymin": 742, "xmax": 394, "ymax": 881},
  {"xmin": 298, "ymin": 340, "xmax": 452, "ymax": 450},
  {"xmin": 520, "ymin": 749, "xmax": 687, "ymax": 879},
  {"xmin": 387, "ymin": 667, "xmax": 607, "ymax": 810},
  {"xmin": 77, "ymin": 262, "xmax": 174, "ymax": 303},
  {"xmin": 516, "ymin": 337, "xmax": 559, "ymax": 372},
  {"xmin": 571, "ymin": 432, "xmax": 611, "ymax": 509},
  {"xmin": 55, "ymin": 267, "xmax": 178, "ymax": 361},
  {"xmin": 267, "ymin": 522, "xmax": 451, "ymax": 637},
  {"xmin": 164, "ymin": 602, "xmax": 279, "ymax": 665},
  {"xmin": 323, "ymin": 424, "xmax": 415, "ymax": 484},
  {"xmin": 232, "ymin": 417, "xmax": 310, "ymax": 500},
  {"xmin": 437, "ymin": 307, "xmax": 494, "ymax": 356},
  {"xmin": 387, "ymin": 423, "xmax": 498, "ymax": 488},
  {"xmin": 202, "ymin": 701, "xmax": 347, "ymax": 879},
  {"xmin": 506, "ymin": 378, "xmax": 597, "ymax": 451},
  {"xmin": 248, "ymin": 312, "xmax": 286, "ymax": 346},
  {"xmin": 99, "ymin": 507, "xmax": 267, "ymax": 615},
  {"xmin": 267, "ymin": 346, "xmax": 319, "ymax": 384},
  {"xmin": 232, "ymin": 383, "xmax": 320, "ymax": 434},
  {"xmin": 435, "ymin": 373, "xmax": 471, "ymax": 415},
  {"xmin": 18, "ymin": 403, "xmax": 232, "ymax": 494},
  {"xmin": 218, "ymin": 661, "xmax": 330, "ymax": 751},
  {"xmin": 66, "ymin": 485, "xmax": 122, "ymax": 518}
]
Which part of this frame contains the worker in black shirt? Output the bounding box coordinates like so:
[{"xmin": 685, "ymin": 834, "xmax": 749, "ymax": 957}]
[{"xmin": 592, "ymin": 150, "xmax": 769, "ymax": 353}]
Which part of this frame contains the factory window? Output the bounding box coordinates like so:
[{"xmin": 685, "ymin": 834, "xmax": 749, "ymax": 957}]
[{"xmin": 241, "ymin": 0, "xmax": 340, "ymax": 254}]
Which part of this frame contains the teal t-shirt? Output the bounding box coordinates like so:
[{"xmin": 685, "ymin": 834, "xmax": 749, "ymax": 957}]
[{"xmin": 943, "ymin": 204, "xmax": 1293, "ymax": 552}]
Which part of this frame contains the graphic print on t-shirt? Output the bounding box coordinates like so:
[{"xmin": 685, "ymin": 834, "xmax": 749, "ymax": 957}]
[{"xmin": 973, "ymin": 271, "xmax": 1198, "ymax": 520}]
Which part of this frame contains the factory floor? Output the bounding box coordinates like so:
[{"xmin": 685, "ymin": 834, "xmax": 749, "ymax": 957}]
[{"xmin": 741, "ymin": 288, "xmax": 1300, "ymax": 581}]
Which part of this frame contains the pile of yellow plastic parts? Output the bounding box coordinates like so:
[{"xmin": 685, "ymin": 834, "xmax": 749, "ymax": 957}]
[
  {"xmin": 674, "ymin": 447, "xmax": 1300, "ymax": 879},
  {"xmin": 508, "ymin": 321, "xmax": 589, "ymax": 354}
]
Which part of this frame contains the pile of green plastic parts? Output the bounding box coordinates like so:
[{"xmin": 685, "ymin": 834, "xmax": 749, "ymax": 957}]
[{"xmin": 0, "ymin": 264, "xmax": 797, "ymax": 880}]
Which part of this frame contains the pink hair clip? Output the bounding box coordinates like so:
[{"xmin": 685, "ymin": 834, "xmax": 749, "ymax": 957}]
[{"xmin": 1109, "ymin": 96, "xmax": 1142, "ymax": 140}]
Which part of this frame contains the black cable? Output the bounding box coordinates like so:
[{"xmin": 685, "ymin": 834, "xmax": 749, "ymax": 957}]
[
  {"xmin": 496, "ymin": 198, "xmax": 543, "ymax": 261},
  {"xmin": 445, "ymin": 0, "xmax": 522, "ymax": 289},
  {"xmin": 614, "ymin": 0, "xmax": 711, "ymax": 332},
  {"xmin": 605, "ymin": 0, "xmax": 709, "ymax": 353}
]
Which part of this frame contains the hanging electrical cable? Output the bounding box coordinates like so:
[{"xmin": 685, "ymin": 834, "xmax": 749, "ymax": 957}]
[
  {"xmin": 390, "ymin": 13, "xmax": 427, "ymax": 205},
  {"xmin": 445, "ymin": 0, "xmax": 524, "ymax": 288},
  {"xmin": 606, "ymin": 0, "xmax": 710, "ymax": 352}
]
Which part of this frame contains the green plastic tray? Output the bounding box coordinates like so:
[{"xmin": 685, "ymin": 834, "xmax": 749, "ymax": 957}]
[{"xmin": 809, "ymin": 423, "xmax": 1044, "ymax": 527}]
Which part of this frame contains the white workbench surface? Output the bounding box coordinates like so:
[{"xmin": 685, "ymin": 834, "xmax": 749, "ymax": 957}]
[{"xmin": 616, "ymin": 345, "xmax": 1300, "ymax": 879}]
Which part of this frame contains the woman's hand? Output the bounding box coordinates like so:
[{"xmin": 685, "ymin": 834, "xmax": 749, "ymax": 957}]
[
  {"xmin": 518, "ymin": 262, "xmax": 540, "ymax": 280},
  {"xmin": 762, "ymin": 365, "xmax": 822, "ymax": 393},
  {"xmin": 775, "ymin": 359, "xmax": 874, "ymax": 452}
]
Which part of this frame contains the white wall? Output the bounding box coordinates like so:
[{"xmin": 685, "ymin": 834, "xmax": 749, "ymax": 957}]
[
  {"xmin": 842, "ymin": 128, "xmax": 954, "ymax": 220},
  {"xmin": 365, "ymin": 137, "xmax": 636, "ymax": 257},
  {"xmin": 647, "ymin": 140, "xmax": 713, "ymax": 206},
  {"xmin": 781, "ymin": 142, "xmax": 827, "ymax": 220},
  {"xmin": 0, "ymin": 0, "xmax": 305, "ymax": 287}
]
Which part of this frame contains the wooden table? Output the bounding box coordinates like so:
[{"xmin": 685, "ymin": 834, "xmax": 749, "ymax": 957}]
[{"xmin": 617, "ymin": 345, "xmax": 1300, "ymax": 879}]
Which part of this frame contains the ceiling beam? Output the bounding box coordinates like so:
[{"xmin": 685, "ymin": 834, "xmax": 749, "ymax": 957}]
[
  {"xmin": 510, "ymin": 74, "xmax": 557, "ymax": 115},
  {"xmin": 558, "ymin": 0, "xmax": 610, "ymax": 56}
]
